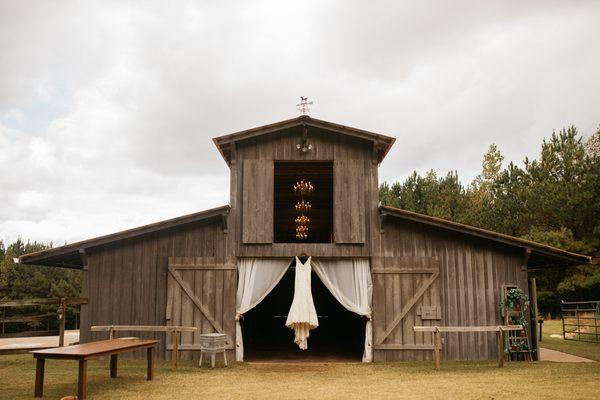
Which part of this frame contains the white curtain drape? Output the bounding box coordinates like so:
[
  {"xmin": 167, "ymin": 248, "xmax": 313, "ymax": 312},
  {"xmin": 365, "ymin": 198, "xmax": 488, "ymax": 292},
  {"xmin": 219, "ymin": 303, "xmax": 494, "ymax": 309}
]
[
  {"xmin": 312, "ymin": 258, "xmax": 373, "ymax": 362},
  {"xmin": 236, "ymin": 258, "xmax": 292, "ymax": 361}
]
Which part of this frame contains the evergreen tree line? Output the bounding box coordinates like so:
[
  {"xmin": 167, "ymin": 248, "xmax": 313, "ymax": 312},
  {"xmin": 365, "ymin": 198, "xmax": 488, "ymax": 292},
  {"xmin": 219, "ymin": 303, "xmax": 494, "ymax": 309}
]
[
  {"xmin": 380, "ymin": 126, "xmax": 600, "ymax": 316},
  {"xmin": 0, "ymin": 240, "xmax": 81, "ymax": 332}
]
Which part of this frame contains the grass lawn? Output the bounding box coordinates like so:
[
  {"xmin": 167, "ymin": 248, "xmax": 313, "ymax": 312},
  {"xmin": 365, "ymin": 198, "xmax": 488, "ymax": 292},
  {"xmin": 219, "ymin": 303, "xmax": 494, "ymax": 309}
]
[
  {"xmin": 1, "ymin": 354, "xmax": 599, "ymax": 400},
  {"xmin": 539, "ymin": 319, "xmax": 600, "ymax": 361}
]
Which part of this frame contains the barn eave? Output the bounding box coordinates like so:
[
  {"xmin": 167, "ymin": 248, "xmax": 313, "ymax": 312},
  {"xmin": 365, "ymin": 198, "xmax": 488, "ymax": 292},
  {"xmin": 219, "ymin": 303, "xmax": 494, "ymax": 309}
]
[
  {"xmin": 17, "ymin": 205, "xmax": 230, "ymax": 269},
  {"xmin": 379, "ymin": 205, "xmax": 591, "ymax": 268},
  {"xmin": 212, "ymin": 115, "xmax": 396, "ymax": 166}
]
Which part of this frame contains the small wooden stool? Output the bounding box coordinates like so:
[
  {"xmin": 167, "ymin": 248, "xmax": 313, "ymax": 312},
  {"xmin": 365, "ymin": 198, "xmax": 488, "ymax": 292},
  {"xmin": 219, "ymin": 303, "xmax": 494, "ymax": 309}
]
[{"xmin": 198, "ymin": 333, "xmax": 228, "ymax": 368}]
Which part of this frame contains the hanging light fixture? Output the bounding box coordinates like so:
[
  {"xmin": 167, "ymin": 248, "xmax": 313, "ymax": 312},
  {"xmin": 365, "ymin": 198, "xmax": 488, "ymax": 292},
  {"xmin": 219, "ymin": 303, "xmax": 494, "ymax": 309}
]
[
  {"xmin": 295, "ymin": 225, "xmax": 308, "ymax": 240},
  {"xmin": 295, "ymin": 215, "xmax": 310, "ymax": 225},
  {"xmin": 293, "ymin": 179, "xmax": 314, "ymax": 196},
  {"xmin": 295, "ymin": 200, "xmax": 311, "ymax": 213},
  {"xmin": 292, "ymin": 176, "xmax": 314, "ymax": 240}
]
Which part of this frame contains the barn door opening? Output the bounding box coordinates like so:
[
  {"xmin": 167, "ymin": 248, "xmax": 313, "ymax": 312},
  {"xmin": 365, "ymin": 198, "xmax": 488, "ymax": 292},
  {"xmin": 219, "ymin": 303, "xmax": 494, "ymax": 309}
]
[{"xmin": 242, "ymin": 263, "xmax": 365, "ymax": 362}]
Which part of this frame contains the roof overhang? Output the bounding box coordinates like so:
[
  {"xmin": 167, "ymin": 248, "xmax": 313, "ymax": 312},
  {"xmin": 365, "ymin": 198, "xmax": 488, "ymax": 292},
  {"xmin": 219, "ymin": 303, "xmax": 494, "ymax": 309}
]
[
  {"xmin": 213, "ymin": 115, "xmax": 396, "ymax": 166},
  {"xmin": 18, "ymin": 205, "xmax": 230, "ymax": 269},
  {"xmin": 379, "ymin": 205, "xmax": 592, "ymax": 268}
]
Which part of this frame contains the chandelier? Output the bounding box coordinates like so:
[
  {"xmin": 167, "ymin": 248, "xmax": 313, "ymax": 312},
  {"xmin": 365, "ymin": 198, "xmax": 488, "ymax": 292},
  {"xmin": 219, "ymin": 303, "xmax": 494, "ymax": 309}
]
[
  {"xmin": 295, "ymin": 225, "xmax": 308, "ymax": 240},
  {"xmin": 295, "ymin": 200, "xmax": 311, "ymax": 213},
  {"xmin": 295, "ymin": 215, "xmax": 310, "ymax": 225},
  {"xmin": 293, "ymin": 179, "xmax": 314, "ymax": 196},
  {"xmin": 293, "ymin": 177, "xmax": 314, "ymax": 240}
]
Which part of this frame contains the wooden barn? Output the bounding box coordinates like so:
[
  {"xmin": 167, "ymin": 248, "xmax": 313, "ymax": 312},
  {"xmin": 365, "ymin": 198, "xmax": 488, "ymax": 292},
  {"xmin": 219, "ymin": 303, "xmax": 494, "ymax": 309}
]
[{"xmin": 19, "ymin": 115, "xmax": 590, "ymax": 363}]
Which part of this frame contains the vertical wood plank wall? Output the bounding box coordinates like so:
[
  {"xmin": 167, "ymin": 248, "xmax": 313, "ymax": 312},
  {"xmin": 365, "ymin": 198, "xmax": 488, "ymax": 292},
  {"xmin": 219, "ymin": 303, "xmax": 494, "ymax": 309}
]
[
  {"xmin": 166, "ymin": 257, "xmax": 236, "ymax": 359},
  {"xmin": 242, "ymin": 159, "xmax": 274, "ymax": 243},
  {"xmin": 233, "ymin": 126, "xmax": 375, "ymax": 258},
  {"xmin": 333, "ymin": 159, "xmax": 365, "ymax": 243},
  {"xmin": 80, "ymin": 218, "xmax": 232, "ymax": 360},
  {"xmin": 372, "ymin": 219, "xmax": 529, "ymax": 361}
]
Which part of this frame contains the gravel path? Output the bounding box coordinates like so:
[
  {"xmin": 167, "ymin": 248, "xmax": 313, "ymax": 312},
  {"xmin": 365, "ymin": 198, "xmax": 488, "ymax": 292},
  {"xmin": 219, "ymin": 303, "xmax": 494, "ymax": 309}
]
[{"xmin": 0, "ymin": 330, "xmax": 79, "ymax": 352}]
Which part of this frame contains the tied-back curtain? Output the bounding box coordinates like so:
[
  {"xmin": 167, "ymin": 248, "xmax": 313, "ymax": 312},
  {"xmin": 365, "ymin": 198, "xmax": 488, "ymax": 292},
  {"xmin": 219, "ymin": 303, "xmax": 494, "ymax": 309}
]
[
  {"xmin": 236, "ymin": 258, "xmax": 292, "ymax": 361},
  {"xmin": 312, "ymin": 258, "xmax": 373, "ymax": 362}
]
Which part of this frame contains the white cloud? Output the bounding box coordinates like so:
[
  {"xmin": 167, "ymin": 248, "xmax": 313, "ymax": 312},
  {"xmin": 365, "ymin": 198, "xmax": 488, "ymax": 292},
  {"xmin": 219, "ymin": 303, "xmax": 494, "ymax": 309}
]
[{"xmin": 0, "ymin": 0, "xmax": 599, "ymax": 244}]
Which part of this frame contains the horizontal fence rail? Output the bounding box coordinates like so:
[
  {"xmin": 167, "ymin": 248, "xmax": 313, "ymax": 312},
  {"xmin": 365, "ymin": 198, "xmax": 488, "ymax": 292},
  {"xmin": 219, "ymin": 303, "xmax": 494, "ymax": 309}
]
[
  {"xmin": 0, "ymin": 297, "xmax": 88, "ymax": 348},
  {"xmin": 414, "ymin": 325, "xmax": 523, "ymax": 333},
  {"xmin": 0, "ymin": 297, "xmax": 88, "ymax": 307},
  {"xmin": 91, "ymin": 325, "xmax": 198, "ymax": 370},
  {"xmin": 414, "ymin": 325, "xmax": 524, "ymax": 370}
]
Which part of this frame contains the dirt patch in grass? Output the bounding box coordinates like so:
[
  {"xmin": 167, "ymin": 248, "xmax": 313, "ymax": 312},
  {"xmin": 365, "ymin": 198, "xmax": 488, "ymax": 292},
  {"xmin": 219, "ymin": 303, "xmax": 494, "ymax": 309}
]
[{"xmin": 250, "ymin": 363, "xmax": 331, "ymax": 373}]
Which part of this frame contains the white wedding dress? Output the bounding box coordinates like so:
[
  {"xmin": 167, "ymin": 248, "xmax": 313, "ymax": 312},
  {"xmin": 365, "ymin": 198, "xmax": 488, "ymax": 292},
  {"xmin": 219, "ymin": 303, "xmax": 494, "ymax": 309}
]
[{"xmin": 286, "ymin": 256, "xmax": 319, "ymax": 350}]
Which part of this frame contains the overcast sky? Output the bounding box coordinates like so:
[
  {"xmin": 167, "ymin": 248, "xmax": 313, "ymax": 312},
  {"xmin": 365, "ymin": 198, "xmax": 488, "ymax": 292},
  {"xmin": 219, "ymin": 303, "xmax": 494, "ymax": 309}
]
[{"xmin": 1, "ymin": 0, "xmax": 599, "ymax": 245}]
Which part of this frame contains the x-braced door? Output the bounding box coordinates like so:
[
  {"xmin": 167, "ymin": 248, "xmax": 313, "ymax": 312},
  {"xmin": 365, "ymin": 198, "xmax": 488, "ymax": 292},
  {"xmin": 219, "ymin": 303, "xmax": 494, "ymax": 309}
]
[
  {"xmin": 166, "ymin": 257, "xmax": 236, "ymax": 354},
  {"xmin": 373, "ymin": 256, "xmax": 442, "ymax": 356}
]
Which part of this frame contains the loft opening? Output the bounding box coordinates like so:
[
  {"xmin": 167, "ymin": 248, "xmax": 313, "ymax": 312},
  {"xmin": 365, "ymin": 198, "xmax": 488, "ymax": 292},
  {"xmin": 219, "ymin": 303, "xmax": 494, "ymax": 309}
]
[{"xmin": 274, "ymin": 161, "xmax": 333, "ymax": 243}]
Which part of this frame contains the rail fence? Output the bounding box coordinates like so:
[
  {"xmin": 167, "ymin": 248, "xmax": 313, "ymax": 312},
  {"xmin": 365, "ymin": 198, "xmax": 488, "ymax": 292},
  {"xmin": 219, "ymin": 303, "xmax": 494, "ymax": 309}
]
[{"xmin": 0, "ymin": 297, "xmax": 87, "ymax": 345}]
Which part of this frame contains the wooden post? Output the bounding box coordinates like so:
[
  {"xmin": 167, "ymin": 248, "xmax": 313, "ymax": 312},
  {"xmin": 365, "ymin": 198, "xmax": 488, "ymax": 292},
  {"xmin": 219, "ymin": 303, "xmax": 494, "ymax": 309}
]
[
  {"xmin": 147, "ymin": 347, "xmax": 155, "ymax": 381},
  {"xmin": 434, "ymin": 328, "xmax": 441, "ymax": 370},
  {"xmin": 109, "ymin": 326, "xmax": 115, "ymax": 340},
  {"xmin": 34, "ymin": 358, "xmax": 45, "ymax": 398},
  {"xmin": 58, "ymin": 298, "xmax": 66, "ymax": 347},
  {"xmin": 497, "ymin": 329, "xmax": 504, "ymax": 368},
  {"xmin": 78, "ymin": 359, "xmax": 88, "ymax": 400},
  {"xmin": 110, "ymin": 354, "xmax": 118, "ymax": 378},
  {"xmin": 172, "ymin": 330, "xmax": 179, "ymax": 370},
  {"xmin": 529, "ymin": 277, "xmax": 540, "ymax": 361}
]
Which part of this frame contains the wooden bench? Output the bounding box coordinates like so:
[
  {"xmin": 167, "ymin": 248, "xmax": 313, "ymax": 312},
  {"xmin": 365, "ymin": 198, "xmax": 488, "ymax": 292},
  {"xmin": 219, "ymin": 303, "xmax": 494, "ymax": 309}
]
[
  {"xmin": 31, "ymin": 338, "xmax": 158, "ymax": 400},
  {"xmin": 91, "ymin": 325, "xmax": 197, "ymax": 370},
  {"xmin": 413, "ymin": 325, "xmax": 523, "ymax": 369}
]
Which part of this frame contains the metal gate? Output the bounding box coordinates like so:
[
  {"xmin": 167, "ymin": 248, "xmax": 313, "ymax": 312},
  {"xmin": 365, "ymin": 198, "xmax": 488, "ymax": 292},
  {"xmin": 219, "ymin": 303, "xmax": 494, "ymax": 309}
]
[{"xmin": 561, "ymin": 300, "xmax": 600, "ymax": 343}]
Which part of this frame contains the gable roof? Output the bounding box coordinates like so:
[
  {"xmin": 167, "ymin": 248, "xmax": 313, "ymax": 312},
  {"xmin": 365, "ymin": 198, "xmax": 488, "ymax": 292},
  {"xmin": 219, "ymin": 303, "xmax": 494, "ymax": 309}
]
[
  {"xmin": 379, "ymin": 205, "xmax": 592, "ymax": 268},
  {"xmin": 18, "ymin": 205, "xmax": 230, "ymax": 269},
  {"xmin": 213, "ymin": 115, "xmax": 396, "ymax": 165}
]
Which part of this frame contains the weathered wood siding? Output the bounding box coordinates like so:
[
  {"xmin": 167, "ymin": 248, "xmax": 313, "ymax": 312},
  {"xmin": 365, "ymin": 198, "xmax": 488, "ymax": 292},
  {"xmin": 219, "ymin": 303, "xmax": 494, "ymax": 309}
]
[
  {"xmin": 77, "ymin": 121, "xmax": 535, "ymax": 364},
  {"xmin": 242, "ymin": 159, "xmax": 274, "ymax": 243},
  {"xmin": 165, "ymin": 257, "xmax": 236, "ymax": 356},
  {"xmin": 80, "ymin": 218, "xmax": 232, "ymax": 360},
  {"xmin": 334, "ymin": 159, "xmax": 365, "ymax": 243},
  {"xmin": 372, "ymin": 218, "xmax": 529, "ymax": 361},
  {"xmin": 231, "ymin": 125, "xmax": 377, "ymax": 257}
]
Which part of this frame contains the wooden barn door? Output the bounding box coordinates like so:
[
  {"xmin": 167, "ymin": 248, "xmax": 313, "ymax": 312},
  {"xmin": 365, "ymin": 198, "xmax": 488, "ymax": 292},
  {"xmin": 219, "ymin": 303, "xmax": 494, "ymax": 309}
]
[
  {"xmin": 334, "ymin": 159, "xmax": 365, "ymax": 243},
  {"xmin": 373, "ymin": 256, "xmax": 442, "ymax": 360},
  {"xmin": 166, "ymin": 257, "xmax": 236, "ymax": 358},
  {"xmin": 242, "ymin": 159, "xmax": 274, "ymax": 243}
]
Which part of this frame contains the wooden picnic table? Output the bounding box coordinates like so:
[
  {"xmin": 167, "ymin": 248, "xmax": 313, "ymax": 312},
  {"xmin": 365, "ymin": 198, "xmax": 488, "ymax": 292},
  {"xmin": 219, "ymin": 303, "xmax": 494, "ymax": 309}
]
[{"xmin": 31, "ymin": 338, "xmax": 158, "ymax": 399}]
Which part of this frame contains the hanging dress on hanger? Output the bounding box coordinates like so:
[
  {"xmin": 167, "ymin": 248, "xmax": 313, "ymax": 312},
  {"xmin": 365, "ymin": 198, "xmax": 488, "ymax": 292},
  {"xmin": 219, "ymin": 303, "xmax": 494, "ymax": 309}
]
[{"xmin": 286, "ymin": 256, "xmax": 319, "ymax": 350}]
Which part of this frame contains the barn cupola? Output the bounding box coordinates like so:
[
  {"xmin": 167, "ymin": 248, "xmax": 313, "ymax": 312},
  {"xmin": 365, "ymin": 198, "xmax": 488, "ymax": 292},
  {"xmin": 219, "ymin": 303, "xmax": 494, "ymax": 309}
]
[{"xmin": 212, "ymin": 116, "xmax": 395, "ymax": 255}]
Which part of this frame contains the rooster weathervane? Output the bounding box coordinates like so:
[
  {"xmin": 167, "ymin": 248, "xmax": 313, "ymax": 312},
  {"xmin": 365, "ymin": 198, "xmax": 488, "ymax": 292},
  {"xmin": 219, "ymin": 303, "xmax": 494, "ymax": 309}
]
[{"xmin": 297, "ymin": 96, "xmax": 313, "ymax": 115}]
